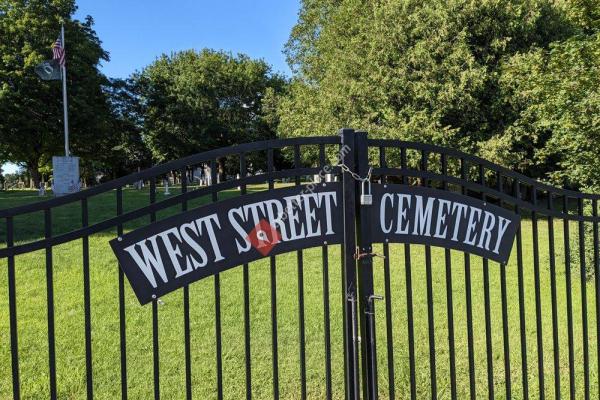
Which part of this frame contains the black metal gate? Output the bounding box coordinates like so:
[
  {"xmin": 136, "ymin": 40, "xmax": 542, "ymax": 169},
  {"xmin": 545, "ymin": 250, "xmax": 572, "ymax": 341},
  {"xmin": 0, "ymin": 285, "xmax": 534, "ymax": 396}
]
[{"xmin": 1, "ymin": 129, "xmax": 599, "ymax": 399}]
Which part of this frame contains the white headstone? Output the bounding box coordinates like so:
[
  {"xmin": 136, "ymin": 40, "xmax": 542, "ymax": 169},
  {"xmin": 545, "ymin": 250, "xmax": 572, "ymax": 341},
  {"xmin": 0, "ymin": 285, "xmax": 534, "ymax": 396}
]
[{"xmin": 205, "ymin": 166, "xmax": 212, "ymax": 186}]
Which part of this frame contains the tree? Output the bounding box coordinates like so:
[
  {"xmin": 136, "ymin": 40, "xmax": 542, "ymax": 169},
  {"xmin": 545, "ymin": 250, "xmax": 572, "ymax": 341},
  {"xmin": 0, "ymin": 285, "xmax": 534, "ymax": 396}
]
[
  {"xmin": 497, "ymin": 15, "xmax": 600, "ymax": 189},
  {"xmin": 100, "ymin": 78, "xmax": 152, "ymax": 179},
  {"xmin": 0, "ymin": 0, "xmax": 113, "ymax": 187},
  {"xmin": 279, "ymin": 0, "xmax": 576, "ymax": 170},
  {"xmin": 136, "ymin": 49, "xmax": 286, "ymax": 174}
]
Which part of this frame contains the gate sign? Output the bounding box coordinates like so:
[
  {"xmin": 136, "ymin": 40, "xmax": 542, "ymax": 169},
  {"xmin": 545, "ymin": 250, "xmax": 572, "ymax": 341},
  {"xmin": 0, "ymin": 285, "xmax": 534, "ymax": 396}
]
[
  {"xmin": 111, "ymin": 184, "xmax": 343, "ymax": 304},
  {"xmin": 372, "ymin": 184, "xmax": 519, "ymax": 264}
]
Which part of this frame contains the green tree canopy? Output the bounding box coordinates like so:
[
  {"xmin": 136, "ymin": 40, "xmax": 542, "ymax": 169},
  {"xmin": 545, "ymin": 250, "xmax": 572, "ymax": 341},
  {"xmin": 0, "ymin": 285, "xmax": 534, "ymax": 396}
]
[
  {"xmin": 136, "ymin": 49, "xmax": 286, "ymax": 167},
  {"xmin": 496, "ymin": 8, "xmax": 600, "ymax": 189},
  {"xmin": 279, "ymin": 0, "xmax": 598, "ymax": 183},
  {"xmin": 101, "ymin": 78, "xmax": 152, "ymax": 179}
]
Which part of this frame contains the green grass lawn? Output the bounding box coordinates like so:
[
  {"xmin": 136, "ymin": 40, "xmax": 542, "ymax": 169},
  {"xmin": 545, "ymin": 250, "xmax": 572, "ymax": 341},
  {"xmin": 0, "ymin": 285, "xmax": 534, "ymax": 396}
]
[{"xmin": 0, "ymin": 186, "xmax": 599, "ymax": 399}]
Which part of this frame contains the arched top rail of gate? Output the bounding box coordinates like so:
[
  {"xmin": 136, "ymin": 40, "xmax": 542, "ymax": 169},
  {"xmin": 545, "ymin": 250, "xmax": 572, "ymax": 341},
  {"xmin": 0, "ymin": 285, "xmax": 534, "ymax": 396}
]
[{"xmin": 368, "ymin": 138, "xmax": 600, "ymax": 222}]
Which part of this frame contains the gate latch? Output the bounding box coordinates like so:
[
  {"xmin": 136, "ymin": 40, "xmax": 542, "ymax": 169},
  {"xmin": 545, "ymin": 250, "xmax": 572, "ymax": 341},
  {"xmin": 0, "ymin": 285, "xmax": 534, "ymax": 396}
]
[
  {"xmin": 365, "ymin": 294, "xmax": 384, "ymax": 315},
  {"xmin": 354, "ymin": 247, "xmax": 386, "ymax": 260}
]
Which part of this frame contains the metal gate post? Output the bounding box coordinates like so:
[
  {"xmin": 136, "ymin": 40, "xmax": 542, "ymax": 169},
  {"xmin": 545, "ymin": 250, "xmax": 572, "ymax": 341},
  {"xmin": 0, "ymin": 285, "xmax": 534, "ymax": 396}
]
[
  {"xmin": 355, "ymin": 131, "xmax": 379, "ymax": 400},
  {"xmin": 340, "ymin": 128, "xmax": 361, "ymax": 400}
]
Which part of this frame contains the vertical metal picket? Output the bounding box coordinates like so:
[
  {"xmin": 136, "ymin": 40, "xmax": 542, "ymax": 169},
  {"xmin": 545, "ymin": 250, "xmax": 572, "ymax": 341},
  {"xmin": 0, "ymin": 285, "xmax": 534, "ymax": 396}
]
[
  {"xmin": 149, "ymin": 177, "xmax": 160, "ymax": 400},
  {"xmin": 44, "ymin": 208, "xmax": 57, "ymax": 400},
  {"xmin": 547, "ymin": 194, "xmax": 561, "ymax": 400},
  {"xmin": 7, "ymin": 216, "xmax": 20, "ymax": 399},
  {"xmin": 578, "ymin": 198, "xmax": 590, "ymax": 400},
  {"xmin": 82, "ymin": 198, "xmax": 93, "ymax": 399},
  {"xmin": 355, "ymin": 131, "xmax": 378, "ymax": 400},
  {"xmin": 514, "ymin": 181, "xmax": 529, "ymax": 400},
  {"xmin": 210, "ymin": 160, "xmax": 224, "ymax": 400},
  {"xmin": 563, "ymin": 196, "xmax": 576, "ymax": 399},
  {"xmin": 532, "ymin": 188, "xmax": 546, "ymax": 399},
  {"xmin": 497, "ymin": 173, "xmax": 511, "ymax": 400},
  {"xmin": 422, "ymin": 151, "xmax": 438, "ymax": 399},
  {"xmin": 240, "ymin": 154, "xmax": 252, "ymax": 400},
  {"xmin": 294, "ymin": 144, "xmax": 308, "ymax": 400},
  {"xmin": 180, "ymin": 169, "xmax": 193, "ymax": 400},
  {"xmin": 403, "ymin": 147, "xmax": 417, "ymax": 400},
  {"xmin": 480, "ymin": 165, "xmax": 494, "ymax": 400},
  {"xmin": 379, "ymin": 145, "xmax": 396, "ymax": 400},
  {"xmin": 339, "ymin": 128, "xmax": 360, "ymax": 400},
  {"xmin": 442, "ymin": 154, "xmax": 457, "ymax": 400},
  {"xmin": 116, "ymin": 187, "xmax": 128, "ymax": 399},
  {"xmin": 267, "ymin": 147, "xmax": 280, "ymax": 400},
  {"xmin": 319, "ymin": 143, "xmax": 333, "ymax": 400},
  {"xmin": 462, "ymin": 159, "xmax": 477, "ymax": 400}
]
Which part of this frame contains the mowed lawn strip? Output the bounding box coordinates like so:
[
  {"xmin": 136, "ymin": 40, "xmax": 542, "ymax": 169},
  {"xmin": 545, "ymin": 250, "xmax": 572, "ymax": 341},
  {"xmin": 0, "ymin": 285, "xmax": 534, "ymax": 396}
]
[{"xmin": 0, "ymin": 186, "xmax": 598, "ymax": 399}]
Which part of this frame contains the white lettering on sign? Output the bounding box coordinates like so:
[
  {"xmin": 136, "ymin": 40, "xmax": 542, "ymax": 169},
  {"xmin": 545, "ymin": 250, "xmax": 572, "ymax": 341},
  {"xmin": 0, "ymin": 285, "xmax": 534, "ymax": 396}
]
[
  {"xmin": 122, "ymin": 191, "xmax": 339, "ymax": 289},
  {"xmin": 123, "ymin": 235, "xmax": 168, "ymax": 289},
  {"xmin": 379, "ymin": 192, "xmax": 513, "ymax": 256}
]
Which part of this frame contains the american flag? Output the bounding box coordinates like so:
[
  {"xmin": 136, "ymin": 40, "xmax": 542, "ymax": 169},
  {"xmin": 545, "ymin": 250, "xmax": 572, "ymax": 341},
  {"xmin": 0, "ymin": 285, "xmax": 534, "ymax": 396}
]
[{"xmin": 52, "ymin": 36, "xmax": 65, "ymax": 67}]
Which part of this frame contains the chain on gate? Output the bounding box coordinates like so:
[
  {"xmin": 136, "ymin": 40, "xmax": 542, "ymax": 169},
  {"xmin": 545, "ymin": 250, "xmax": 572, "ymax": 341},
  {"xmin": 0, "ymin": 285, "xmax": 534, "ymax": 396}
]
[{"xmin": 338, "ymin": 162, "xmax": 385, "ymax": 261}]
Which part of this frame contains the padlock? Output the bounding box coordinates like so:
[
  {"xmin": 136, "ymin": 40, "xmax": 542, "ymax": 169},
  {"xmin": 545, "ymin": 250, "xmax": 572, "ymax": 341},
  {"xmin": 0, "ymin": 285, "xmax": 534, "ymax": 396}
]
[{"xmin": 360, "ymin": 180, "xmax": 372, "ymax": 205}]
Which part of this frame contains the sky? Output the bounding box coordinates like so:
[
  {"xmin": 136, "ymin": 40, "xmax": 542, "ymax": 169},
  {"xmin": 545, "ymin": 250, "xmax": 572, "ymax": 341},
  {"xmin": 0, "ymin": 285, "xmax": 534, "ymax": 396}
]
[
  {"xmin": 76, "ymin": 0, "xmax": 299, "ymax": 78},
  {"xmin": 2, "ymin": 0, "xmax": 301, "ymax": 174}
]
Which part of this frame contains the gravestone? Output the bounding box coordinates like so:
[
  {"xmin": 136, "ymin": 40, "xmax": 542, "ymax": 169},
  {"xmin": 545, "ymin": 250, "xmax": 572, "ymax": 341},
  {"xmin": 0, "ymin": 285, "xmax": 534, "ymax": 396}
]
[{"xmin": 52, "ymin": 156, "xmax": 80, "ymax": 196}]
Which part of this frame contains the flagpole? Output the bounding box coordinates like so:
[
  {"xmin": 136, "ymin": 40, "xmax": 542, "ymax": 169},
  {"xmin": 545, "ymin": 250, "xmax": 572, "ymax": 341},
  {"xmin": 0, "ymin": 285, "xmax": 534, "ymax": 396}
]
[{"xmin": 60, "ymin": 23, "xmax": 70, "ymax": 157}]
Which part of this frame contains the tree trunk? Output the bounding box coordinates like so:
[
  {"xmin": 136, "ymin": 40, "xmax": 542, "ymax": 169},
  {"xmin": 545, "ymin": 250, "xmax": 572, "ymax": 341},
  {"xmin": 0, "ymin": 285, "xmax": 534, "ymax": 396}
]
[
  {"xmin": 28, "ymin": 164, "xmax": 41, "ymax": 189},
  {"xmin": 217, "ymin": 157, "xmax": 225, "ymax": 183}
]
